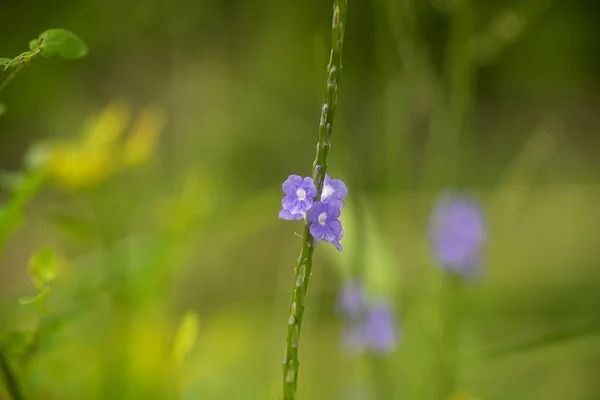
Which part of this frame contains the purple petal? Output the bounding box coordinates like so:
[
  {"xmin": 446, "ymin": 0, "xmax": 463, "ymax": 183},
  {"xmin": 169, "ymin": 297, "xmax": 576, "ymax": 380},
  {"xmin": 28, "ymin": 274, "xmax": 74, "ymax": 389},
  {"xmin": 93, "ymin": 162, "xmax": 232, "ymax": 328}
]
[
  {"xmin": 322, "ymin": 225, "xmax": 336, "ymax": 242},
  {"xmin": 325, "ymin": 201, "xmax": 341, "ymax": 219},
  {"xmin": 302, "ymin": 177, "xmax": 318, "ymax": 199},
  {"xmin": 330, "ymin": 178, "xmax": 348, "ymax": 199},
  {"xmin": 310, "ymin": 222, "xmax": 325, "ymax": 242},
  {"xmin": 333, "ymin": 240, "xmax": 343, "ymax": 251},
  {"xmin": 282, "ymin": 174, "xmax": 303, "ymax": 195},
  {"xmin": 363, "ymin": 300, "xmax": 398, "ymax": 354},
  {"xmin": 329, "ymin": 219, "xmax": 343, "ymax": 239},
  {"xmin": 337, "ymin": 281, "xmax": 365, "ymax": 318},
  {"xmin": 429, "ymin": 192, "xmax": 487, "ymax": 276},
  {"xmin": 308, "ymin": 201, "xmax": 326, "ymax": 224},
  {"xmin": 279, "ymin": 209, "xmax": 303, "ymax": 220}
]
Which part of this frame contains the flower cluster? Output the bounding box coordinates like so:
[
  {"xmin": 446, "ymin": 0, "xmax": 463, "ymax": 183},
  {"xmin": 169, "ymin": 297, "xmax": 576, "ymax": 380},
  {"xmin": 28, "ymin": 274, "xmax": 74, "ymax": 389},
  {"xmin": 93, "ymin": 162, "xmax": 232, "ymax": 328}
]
[
  {"xmin": 337, "ymin": 280, "xmax": 398, "ymax": 354},
  {"xmin": 429, "ymin": 192, "xmax": 487, "ymax": 278},
  {"xmin": 31, "ymin": 101, "xmax": 166, "ymax": 190},
  {"xmin": 279, "ymin": 174, "xmax": 347, "ymax": 251}
]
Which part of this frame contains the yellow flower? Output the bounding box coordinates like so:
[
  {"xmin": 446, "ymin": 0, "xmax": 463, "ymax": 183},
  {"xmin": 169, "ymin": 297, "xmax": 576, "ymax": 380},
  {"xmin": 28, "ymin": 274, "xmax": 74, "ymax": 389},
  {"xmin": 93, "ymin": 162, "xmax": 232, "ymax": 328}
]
[
  {"xmin": 81, "ymin": 101, "xmax": 130, "ymax": 149},
  {"xmin": 122, "ymin": 106, "xmax": 166, "ymax": 167},
  {"xmin": 42, "ymin": 101, "xmax": 166, "ymax": 190},
  {"xmin": 44, "ymin": 143, "xmax": 114, "ymax": 189}
]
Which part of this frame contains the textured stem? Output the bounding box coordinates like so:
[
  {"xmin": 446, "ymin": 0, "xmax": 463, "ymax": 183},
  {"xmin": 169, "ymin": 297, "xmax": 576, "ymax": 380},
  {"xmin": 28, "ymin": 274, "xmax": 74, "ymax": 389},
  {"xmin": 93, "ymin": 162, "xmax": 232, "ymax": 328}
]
[
  {"xmin": 0, "ymin": 349, "xmax": 25, "ymax": 400},
  {"xmin": 0, "ymin": 52, "xmax": 37, "ymax": 93},
  {"xmin": 282, "ymin": 1, "xmax": 347, "ymax": 399}
]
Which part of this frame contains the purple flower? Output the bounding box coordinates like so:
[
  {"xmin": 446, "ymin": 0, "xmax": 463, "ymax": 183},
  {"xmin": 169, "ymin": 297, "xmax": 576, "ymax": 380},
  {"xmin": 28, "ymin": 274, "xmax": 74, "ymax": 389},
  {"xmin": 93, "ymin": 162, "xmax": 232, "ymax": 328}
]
[
  {"xmin": 337, "ymin": 281, "xmax": 398, "ymax": 354},
  {"xmin": 429, "ymin": 192, "xmax": 487, "ymax": 276},
  {"xmin": 321, "ymin": 174, "xmax": 348, "ymax": 208},
  {"xmin": 308, "ymin": 201, "xmax": 344, "ymax": 251},
  {"xmin": 337, "ymin": 280, "xmax": 364, "ymax": 319},
  {"xmin": 279, "ymin": 174, "xmax": 317, "ymax": 220},
  {"xmin": 361, "ymin": 300, "xmax": 398, "ymax": 354}
]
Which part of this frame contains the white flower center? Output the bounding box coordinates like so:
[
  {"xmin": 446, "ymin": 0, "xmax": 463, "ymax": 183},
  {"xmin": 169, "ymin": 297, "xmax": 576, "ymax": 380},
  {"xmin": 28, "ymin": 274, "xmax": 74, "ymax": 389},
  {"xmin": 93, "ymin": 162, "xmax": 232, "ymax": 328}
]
[
  {"xmin": 321, "ymin": 184, "xmax": 334, "ymax": 200},
  {"xmin": 296, "ymin": 188, "xmax": 306, "ymax": 200},
  {"xmin": 318, "ymin": 212, "xmax": 327, "ymax": 225}
]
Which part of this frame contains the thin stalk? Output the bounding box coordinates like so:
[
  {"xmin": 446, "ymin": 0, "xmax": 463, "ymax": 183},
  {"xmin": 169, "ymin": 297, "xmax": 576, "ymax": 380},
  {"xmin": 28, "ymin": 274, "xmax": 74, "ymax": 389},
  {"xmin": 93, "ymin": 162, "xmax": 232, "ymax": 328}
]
[
  {"xmin": 0, "ymin": 51, "xmax": 39, "ymax": 93},
  {"xmin": 282, "ymin": 1, "xmax": 347, "ymax": 399},
  {"xmin": 367, "ymin": 354, "xmax": 394, "ymax": 400},
  {"xmin": 437, "ymin": 274, "xmax": 465, "ymax": 399},
  {"xmin": 0, "ymin": 348, "xmax": 25, "ymax": 400},
  {"xmin": 422, "ymin": 0, "xmax": 474, "ymax": 190},
  {"xmin": 444, "ymin": 0, "xmax": 474, "ymax": 186}
]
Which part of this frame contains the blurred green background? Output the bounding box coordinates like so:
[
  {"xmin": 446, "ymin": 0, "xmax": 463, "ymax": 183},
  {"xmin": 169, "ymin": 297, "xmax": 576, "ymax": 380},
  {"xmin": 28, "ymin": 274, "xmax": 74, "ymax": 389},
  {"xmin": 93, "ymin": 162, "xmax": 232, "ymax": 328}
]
[{"xmin": 1, "ymin": 0, "xmax": 600, "ymax": 399}]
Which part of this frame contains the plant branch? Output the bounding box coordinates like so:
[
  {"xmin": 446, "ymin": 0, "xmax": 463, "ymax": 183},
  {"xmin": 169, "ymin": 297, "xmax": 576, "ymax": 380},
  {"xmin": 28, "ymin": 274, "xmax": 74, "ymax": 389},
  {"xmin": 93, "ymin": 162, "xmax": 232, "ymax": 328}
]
[
  {"xmin": 0, "ymin": 348, "xmax": 25, "ymax": 400},
  {"xmin": 281, "ymin": 1, "xmax": 347, "ymax": 399}
]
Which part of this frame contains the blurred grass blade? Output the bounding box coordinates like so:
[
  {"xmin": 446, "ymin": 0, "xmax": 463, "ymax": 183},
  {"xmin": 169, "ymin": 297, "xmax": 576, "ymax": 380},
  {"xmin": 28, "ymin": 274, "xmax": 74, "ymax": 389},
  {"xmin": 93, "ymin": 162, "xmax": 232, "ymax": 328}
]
[{"xmin": 480, "ymin": 319, "xmax": 600, "ymax": 359}]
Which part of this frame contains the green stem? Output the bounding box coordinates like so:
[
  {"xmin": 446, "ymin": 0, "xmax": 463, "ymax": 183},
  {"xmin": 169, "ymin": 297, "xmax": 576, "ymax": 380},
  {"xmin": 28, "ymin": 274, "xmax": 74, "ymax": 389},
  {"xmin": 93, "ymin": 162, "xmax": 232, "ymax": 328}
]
[
  {"xmin": 0, "ymin": 53, "xmax": 37, "ymax": 93},
  {"xmin": 437, "ymin": 274, "xmax": 465, "ymax": 399},
  {"xmin": 368, "ymin": 354, "xmax": 394, "ymax": 400},
  {"xmin": 422, "ymin": 0, "xmax": 473, "ymax": 190},
  {"xmin": 0, "ymin": 348, "xmax": 25, "ymax": 400},
  {"xmin": 282, "ymin": 1, "xmax": 347, "ymax": 399},
  {"xmin": 444, "ymin": 0, "xmax": 474, "ymax": 186}
]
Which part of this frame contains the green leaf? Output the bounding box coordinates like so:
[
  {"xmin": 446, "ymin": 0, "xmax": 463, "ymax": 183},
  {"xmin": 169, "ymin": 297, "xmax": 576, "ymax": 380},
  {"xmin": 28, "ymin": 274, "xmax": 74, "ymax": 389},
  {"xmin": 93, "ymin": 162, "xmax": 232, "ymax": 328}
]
[
  {"xmin": 0, "ymin": 171, "xmax": 45, "ymax": 256},
  {"xmin": 172, "ymin": 310, "xmax": 199, "ymax": 365},
  {"xmin": 19, "ymin": 286, "xmax": 52, "ymax": 313},
  {"xmin": 0, "ymin": 58, "xmax": 12, "ymax": 67},
  {"xmin": 37, "ymin": 29, "xmax": 88, "ymax": 59},
  {"xmin": 2, "ymin": 51, "xmax": 37, "ymax": 70},
  {"xmin": 0, "ymin": 331, "xmax": 34, "ymax": 358},
  {"xmin": 29, "ymin": 39, "xmax": 38, "ymax": 51},
  {"xmin": 28, "ymin": 247, "xmax": 60, "ymax": 290}
]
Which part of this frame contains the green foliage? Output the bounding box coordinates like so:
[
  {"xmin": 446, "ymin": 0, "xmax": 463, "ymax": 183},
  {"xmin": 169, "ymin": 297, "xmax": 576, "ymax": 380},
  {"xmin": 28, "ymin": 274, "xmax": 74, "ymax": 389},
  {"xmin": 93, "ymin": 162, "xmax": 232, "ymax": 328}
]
[
  {"xmin": 0, "ymin": 171, "xmax": 45, "ymax": 255},
  {"xmin": 172, "ymin": 311, "xmax": 200, "ymax": 365},
  {"xmin": 35, "ymin": 29, "xmax": 88, "ymax": 59},
  {"xmin": 0, "ymin": 28, "xmax": 87, "ymax": 96},
  {"xmin": 28, "ymin": 247, "xmax": 60, "ymax": 290},
  {"xmin": 18, "ymin": 247, "xmax": 62, "ymax": 313},
  {"xmin": 2, "ymin": 29, "xmax": 87, "ymax": 70}
]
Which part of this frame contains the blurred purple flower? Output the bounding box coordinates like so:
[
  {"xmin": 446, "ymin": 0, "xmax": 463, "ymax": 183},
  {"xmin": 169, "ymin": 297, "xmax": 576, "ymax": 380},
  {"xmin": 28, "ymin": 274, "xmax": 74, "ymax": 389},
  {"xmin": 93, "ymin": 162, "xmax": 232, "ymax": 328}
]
[
  {"xmin": 321, "ymin": 174, "xmax": 348, "ymax": 208},
  {"xmin": 308, "ymin": 201, "xmax": 344, "ymax": 251},
  {"xmin": 337, "ymin": 281, "xmax": 398, "ymax": 354},
  {"xmin": 279, "ymin": 174, "xmax": 317, "ymax": 220},
  {"xmin": 429, "ymin": 192, "xmax": 487, "ymax": 276},
  {"xmin": 361, "ymin": 300, "xmax": 398, "ymax": 354},
  {"xmin": 337, "ymin": 280, "xmax": 364, "ymax": 319}
]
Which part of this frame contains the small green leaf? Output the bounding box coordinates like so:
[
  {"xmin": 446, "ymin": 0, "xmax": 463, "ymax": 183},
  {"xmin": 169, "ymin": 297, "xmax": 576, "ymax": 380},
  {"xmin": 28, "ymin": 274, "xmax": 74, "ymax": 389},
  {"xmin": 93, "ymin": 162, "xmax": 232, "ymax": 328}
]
[
  {"xmin": 19, "ymin": 286, "xmax": 52, "ymax": 312},
  {"xmin": 37, "ymin": 29, "xmax": 88, "ymax": 59},
  {"xmin": 0, "ymin": 58, "xmax": 12, "ymax": 66},
  {"xmin": 29, "ymin": 39, "xmax": 38, "ymax": 51},
  {"xmin": 172, "ymin": 310, "xmax": 199, "ymax": 365},
  {"xmin": 28, "ymin": 247, "xmax": 60, "ymax": 290},
  {"xmin": 2, "ymin": 51, "xmax": 38, "ymax": 70}
]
